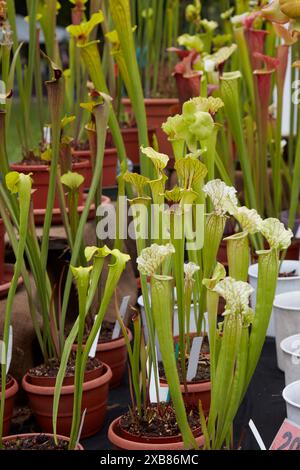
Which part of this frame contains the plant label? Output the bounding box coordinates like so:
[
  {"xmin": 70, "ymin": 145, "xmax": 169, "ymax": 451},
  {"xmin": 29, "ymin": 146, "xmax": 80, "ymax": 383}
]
[
  {"xmin": 6, "ymin": 327, "xmax": 13, "ymax": 374},
  {"xmin": 186, "ymin": 336, "xmax": 203, "ymax": 382},
  {"xmin": 112, "ymin": 295, "xmax": 130, "ymax": 340},
  {"xmin": 76, "ymin": 408, "xmax": 87, "ymax": 448},
  {"xmin": 0, "ymin": 327, "xmax": 13, "ymax": 373},
  {"xmin": 249, "ymin": 419, "xmax": 267, "ymax": 450},
  {"xmin": 147, "ymin": 348, "xmax": 169, "ymax": 403},
  {"xmin": 89, "ymin": 316, "xmax": 101, "ymax": 358},
  {"xmin": 270, "ymin": 419, "xmax": 300, "ymax": 450}
]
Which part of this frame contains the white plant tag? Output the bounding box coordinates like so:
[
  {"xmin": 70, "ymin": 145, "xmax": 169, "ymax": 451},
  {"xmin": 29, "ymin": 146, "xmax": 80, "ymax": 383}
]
[
  {"xmin": 76, "ymin": 408, "xmax": 87, "ymax": 448},
  {"xmin": 0, "ymin": 328, "xmax": 13, "ymax": 372},
  {"xmin": 186, "ymin": 336, "xmax": 203, "ymax": 382},
  {"xmin": 112, "ymin": 295, "xmax": 130, "ymax": 340},
  {"xmin": 6, "ymin": 327, "xmax": 13, "ymax": 374},
  {"xmin": 249, "ymin": 419, "xmax": 267, "ymax": 450},
  {"xmin": 89, "ymin": 316, "xmax": 101, "ymax": 358},
  {"xmin": 147, "ymin": 348, "xmax": 169, "ymax": 403},
  {"xmin": 296, "ymin": 224, "xmax": 300, "ymax": 239},
  {"xmin": 43, "ymin": 126, "xmax": 51, "ymax": 144},
  {"xmin": 0, "ymin": 80, "xmax": 6, "ymax": 104}
]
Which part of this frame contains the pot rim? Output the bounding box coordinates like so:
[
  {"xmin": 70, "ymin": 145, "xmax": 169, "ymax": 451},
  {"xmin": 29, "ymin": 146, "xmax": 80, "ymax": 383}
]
[
  {"xmin": 108, "ymin": 416, "xmax": 203, "ymax": 450},
  {"xmin": 283, "ymin": 380, "xmax": 300, "ymax": 409},
  {"xmin": 11, "ymin": 159, "xmax": 90, "ymax": 171},
  {"xmin": 249, "ymin": 260, "xmax": 300, "ymax": 281},
  {"xmin": 0, "ymin": 376, "xmax": 19, "ymax": 399},
  {"xmin": 1, "ymin": 433, "xmax": 84, "ymax": 450},
  {"xmin": 280, "ymin": 334, "xmax": 300, "ymax": 358},
  {"xmin": 273, "ymin": 291, "xmax": 300, "ymax": 311},
  {"xmin": 22, "ymin": 362, "xmax": 112, "ymax": 396},
  {"xmin": 122, "ymin": 97, "xmax": 179, "ymax": 106}
]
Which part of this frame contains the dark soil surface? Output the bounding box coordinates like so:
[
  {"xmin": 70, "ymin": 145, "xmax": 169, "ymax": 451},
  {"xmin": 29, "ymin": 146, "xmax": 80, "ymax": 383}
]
[
  {"xmin": 99, "ymin": 321, "xmax": 123, "ymax": 343},
  {"xmin": 279, "ymin": 270, "xmax": 298, "ymax": 278},
  {"xmin": 28, "ymin": 353, "xmax": 101, "ymax": 378},
  {"xmin": 159, "ymin": 335, "xmax": 211, "ymax": 383},
  {"xmin": 119, "ymin": 404, "xmax": 200, "ymax": 439},
  {"xmin": 3, "ymin": 434, "xmax": 70, "ymax": 450},
  {"xmin": 159, "ymin": 354, "xmax": 210, "ymax": 383}
]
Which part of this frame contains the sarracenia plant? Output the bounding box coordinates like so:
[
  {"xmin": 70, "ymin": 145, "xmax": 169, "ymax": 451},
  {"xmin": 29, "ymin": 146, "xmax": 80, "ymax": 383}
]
[
  {"xmin": 67, "ymin": 11, "xmax": 129, "ymax": 176},
  {"xmin": 0, "ymin": 172, "xmax": 32, "ymax": 447},
  {"xmin": 124, "ymin": 142, "xmax": 238, "ymax": 385},
  {"xmin": 0, "ymin": 63, "xmax": 112, "ymax": 364},
  {"xmin": 108, "ymin": 0, "xmax": 151, "ymax": 176},
  {"xmin": 137, "ymin": 244, "xmax": 198, "ymax": 450},
  {"xmin": 202, "ymin": 218, "xmax": 293, "ymax": 449},
  {"xmin": 52, "ymin": 247, "xmax": 130, "ymax": 449}
]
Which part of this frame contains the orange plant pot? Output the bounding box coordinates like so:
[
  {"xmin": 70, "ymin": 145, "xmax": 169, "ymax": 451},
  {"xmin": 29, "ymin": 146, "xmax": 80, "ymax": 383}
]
[
  {"xmin": 108, "ymin": 416, "xmax": 204, "ymax": 450},
  {"xmin": 22, "ymin": 363, "xmax": 112, "ymax": 439},
  {"xmin": 122, "ymin": 98, "xmax": 179, "ymax": 160}
]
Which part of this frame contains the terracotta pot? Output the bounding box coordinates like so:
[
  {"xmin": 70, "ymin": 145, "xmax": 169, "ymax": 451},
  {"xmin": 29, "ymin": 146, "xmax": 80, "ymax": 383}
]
[
  {"xmin": 27, "ymin": 362, "xmax": 103, "ymax": 387},
  {"xmin": 10, "ymin": 160, "xmax": 89, "ymax": 211},
  {"xmin": 108, "ymin": 416, "xmax": 204, "ymax": 450},
  {"xmin": 122, "ymin": 98, "xmax": 179, "ymax": 159},
  {"xmin": 95, "ymin": 329, "xmax": 133, "ymax": 389},
  {"xmin": 1, "ymin": 377, "xmax": 19, "ymax": 437},
  {"xmin": 22, "ymin": 363, "xmax": 112, "ymax": 438},
  {"xmin": 1, "ymin": 433, "xmax": 84, "ymax": 450},
  {"xmin": 72, "ymin": 329, "xmax": 132, "ymax": 389},
  {"xmin": 106, "ymin": 127, "xmax": 156, "ymax": 166},
  {"xmin": 72, "ymin": 148, "xmax": 118, "ymax": 188},
  {"xmin": 0, "ymin": 218, "xmax": 5, "ymax": 284},
  {"xmin": 160, "ymin": 372, "xmax": 211, "ymax": 413},
  {"xmin": 160, "ymin": 333, "xmax": 211, "ymax": 412}
]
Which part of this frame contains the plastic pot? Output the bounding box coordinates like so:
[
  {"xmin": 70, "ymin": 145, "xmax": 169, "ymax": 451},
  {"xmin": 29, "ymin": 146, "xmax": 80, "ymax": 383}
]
[
  {"xmin": 283, "ymin": 380, "xmax": 300, "ymax": 426},
  {"xmin": 71, "ymin": 148, "xmax": 118, "ymax": 188},
  {"xmin": 106, "ymin": 127, "xmax": 156, "ymax": 166},
  {"xmin": 160, "ymin": 377, "xmax": 211, "ymax": 413},
  {"xmin": 10, "ymin": 160, "xmax": 89, "ymax": 211},
  {"xmin": 138, "ymin": 294, "xmax": 208, "ymax": 360},
  {"xmin": 22, "ymin": 363, "xmax": 112, "ymax": 438},
  {"xmin": 273, "ymin": 291, "xmax": 300, "ymax": 371},
  {"xmin": 122, "ymin": 98, "xmax": 179, "ymax": 159},
  {"xmin": 249, "ymin": 260, "xmax": 300, "ymax": 338},
  {"xmin": 72, "ymin": 329, "xmax": 133, "ymax": 389},
  {"xmin": 108, "ymin": 416, "xmax": 204, "ymax": 450},
  {"xmin": 95, "ymin": 329, "xmax": 133, "ymax": 389},
  {"xmin": 1, "ymin": 433, "xmax": 84, "ymax": 450},
  {"xmin": 159, "ymin": 332, "xmax": 211, "ymax": 412},
  {"xmin": 1, "ymin": 376, "xmax": 19, "ymax": 436},
  {"xmin": 280, "ymin": 334, "xmax": 300, "ymax": 386}
]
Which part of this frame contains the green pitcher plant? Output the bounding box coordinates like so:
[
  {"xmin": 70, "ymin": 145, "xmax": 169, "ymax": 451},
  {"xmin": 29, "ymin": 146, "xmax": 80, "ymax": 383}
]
[
  {"xmin": 0, "ymin": 76, "xmax": 112, "ymax": 365},
  {"xmin": 52, "ymin": 246, "xmax": 130, "ymax": 449},
  {"xmin": 202, "ymin": 216, "xmax": 293, "ymax": 449},
  {"xmin": 0, "ymin": 172, "xmax": 32, "ymax": 447}
]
